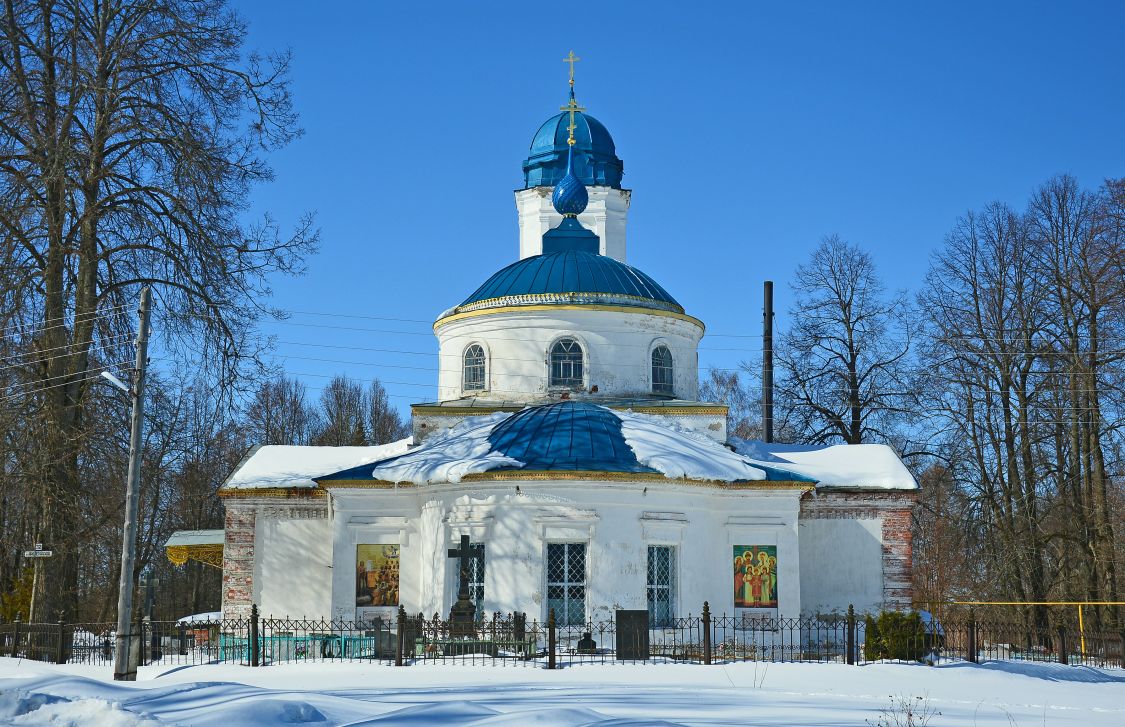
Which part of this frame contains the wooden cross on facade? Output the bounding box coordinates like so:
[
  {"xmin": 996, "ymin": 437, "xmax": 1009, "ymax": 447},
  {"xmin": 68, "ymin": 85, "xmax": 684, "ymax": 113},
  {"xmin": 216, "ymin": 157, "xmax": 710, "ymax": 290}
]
[{"xmin": 447, "ymin": 534, "xmax": 484, "ymax": 603}]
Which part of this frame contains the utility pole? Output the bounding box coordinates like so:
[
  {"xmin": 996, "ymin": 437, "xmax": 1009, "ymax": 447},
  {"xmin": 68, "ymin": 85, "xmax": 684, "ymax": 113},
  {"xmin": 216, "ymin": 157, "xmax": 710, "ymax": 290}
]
[
  {"xmin": 762, "ymin": 280, "xmax": 774, "ymax": 443},
  {"xmin": 113, "ymin": 287, "xmax": 151, "ymax": 681}
]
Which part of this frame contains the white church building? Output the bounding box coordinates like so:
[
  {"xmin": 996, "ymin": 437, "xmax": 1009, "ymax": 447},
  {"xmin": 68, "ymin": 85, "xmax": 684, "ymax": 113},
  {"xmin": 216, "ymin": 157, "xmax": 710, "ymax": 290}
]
[{"xmin": 216, "ymin": 73, "xmax": 918, "ymax": 627}]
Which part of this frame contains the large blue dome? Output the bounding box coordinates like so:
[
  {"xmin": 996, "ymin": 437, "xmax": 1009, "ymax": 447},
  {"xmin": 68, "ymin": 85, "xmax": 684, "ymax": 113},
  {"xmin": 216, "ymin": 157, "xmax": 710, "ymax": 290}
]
[
  {"xmin": 455, "ymin": 250, "xmax": 682, "ymax": 313},
  {"xmin": 523, "ymin": 111, "xmax": 624, "ymax": 189},
  {"xmin": 487, "ymin": 402, "xmax": 657, "ymax": 473}
]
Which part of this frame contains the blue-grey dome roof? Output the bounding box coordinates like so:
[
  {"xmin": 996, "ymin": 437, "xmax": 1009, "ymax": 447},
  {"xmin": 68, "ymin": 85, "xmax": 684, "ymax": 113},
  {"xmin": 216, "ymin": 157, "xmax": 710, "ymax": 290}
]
[
  {"xmin": 455, "ymin": 250, "xmax": 682, "ymax": 313},
  {"xmin": 523, "ymin": 111, "xmax": 624, "ymax": 189},
  {"xmin": 487, "ymin": 402, "xmax": 657, "ymax": 473},
  {"xmin": 314, "ymin": 401, "xmax": 818, "ymax": 482}
]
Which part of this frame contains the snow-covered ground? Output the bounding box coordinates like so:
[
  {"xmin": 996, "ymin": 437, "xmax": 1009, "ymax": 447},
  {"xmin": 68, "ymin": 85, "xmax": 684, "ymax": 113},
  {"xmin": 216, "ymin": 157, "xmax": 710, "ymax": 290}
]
[{"xmin": 1, "ymin": 657, "xmax": 1122, "ymax": 726}]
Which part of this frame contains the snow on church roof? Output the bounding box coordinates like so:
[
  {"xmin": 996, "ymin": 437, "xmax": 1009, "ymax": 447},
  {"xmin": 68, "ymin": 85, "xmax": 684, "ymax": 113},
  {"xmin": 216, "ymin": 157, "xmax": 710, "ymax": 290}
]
[
  {"xmin": 729, "ymin": 438, "xmax": 918, "ymax": 490},
  {"xmin": 317, "ymin": 402, "xmax": 816, "ymax": 486},
  {"xmin": 221, "ymin": 439, "xmax": 413, "ymax": 491}
]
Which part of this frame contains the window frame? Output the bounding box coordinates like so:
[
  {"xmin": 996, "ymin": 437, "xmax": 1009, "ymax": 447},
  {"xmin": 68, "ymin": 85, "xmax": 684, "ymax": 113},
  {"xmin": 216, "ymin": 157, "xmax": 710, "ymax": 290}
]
[
  {"xmin": 545, "ymin": 541, "xmax": 587, "ymax": 626},
  {"xmin": 646, "ymin": 544, "xmax": 677, "ymax": 627},
  {"xmin": 462, "ymin": 343, "xmax": 487, "ymax": 393},
  {"xmin": 548, "ymin": 337, "xmax": 585, "ymax": 390},
  {"xmin": 650, "ymin": 344, "xmax": 674, "ymax": 396}
]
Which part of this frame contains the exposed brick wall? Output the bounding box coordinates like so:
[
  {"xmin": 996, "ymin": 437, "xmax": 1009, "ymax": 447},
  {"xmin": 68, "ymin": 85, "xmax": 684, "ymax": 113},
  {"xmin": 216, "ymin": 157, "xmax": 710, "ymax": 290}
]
[
  {"xmin": 221, "ymin": 496, "xmax": 328, "ymax": 618},
  {"xmin": 222, "ymin": 505, "xmax": 255, "ymax": 619},
  {"xmin": 800, "ymin": 490, "xmax": 918, "ymax": 611}
]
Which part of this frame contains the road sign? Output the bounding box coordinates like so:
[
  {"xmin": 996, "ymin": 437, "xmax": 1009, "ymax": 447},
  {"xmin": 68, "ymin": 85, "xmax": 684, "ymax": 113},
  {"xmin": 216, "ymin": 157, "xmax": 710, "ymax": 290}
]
[{"xmin": 23, "ymin": 550, "xmax": 52, "ymax": 558}]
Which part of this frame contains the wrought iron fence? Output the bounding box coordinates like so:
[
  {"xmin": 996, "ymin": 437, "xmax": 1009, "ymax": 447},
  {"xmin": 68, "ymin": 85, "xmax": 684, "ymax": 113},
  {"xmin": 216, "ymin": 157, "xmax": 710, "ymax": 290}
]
[{"xmin": 1, "ymin": 603, "xmax": 1122, "ymax": 670}]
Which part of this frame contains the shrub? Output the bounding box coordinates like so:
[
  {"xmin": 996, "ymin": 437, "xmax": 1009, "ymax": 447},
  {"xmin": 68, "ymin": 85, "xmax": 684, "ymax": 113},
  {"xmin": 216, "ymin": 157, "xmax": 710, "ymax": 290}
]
[{"xmin": 864, "ymin": 611, "xmax": 925, "ymax": 662}]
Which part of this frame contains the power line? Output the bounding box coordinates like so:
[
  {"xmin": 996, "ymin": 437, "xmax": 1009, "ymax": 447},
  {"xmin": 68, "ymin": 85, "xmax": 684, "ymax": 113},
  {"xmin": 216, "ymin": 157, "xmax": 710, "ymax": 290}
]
[{"xmin": 0, "ymin": 303, "xmax": 133, "ymax": 339}]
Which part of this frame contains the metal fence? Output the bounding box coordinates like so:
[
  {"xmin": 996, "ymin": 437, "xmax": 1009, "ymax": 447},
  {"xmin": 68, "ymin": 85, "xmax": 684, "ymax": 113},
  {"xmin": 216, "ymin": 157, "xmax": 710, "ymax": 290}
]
[{"xmin": 1, "ymin": 603, "xmax": 1122, "ymax": 670}]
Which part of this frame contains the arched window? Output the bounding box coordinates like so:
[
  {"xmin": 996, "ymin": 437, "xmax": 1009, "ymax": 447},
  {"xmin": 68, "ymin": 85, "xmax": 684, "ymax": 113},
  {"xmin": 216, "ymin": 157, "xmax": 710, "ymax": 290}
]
[
  {"xmin": 549, "ymin": 338, "xmax": 584, "ymax": 388},
  {"xmin": 463, "ymin": 344, "xmax": 486, "ymax": 391},
  {"xmin": 651, "ymin": 346, "xmax": 674, "ymax": 395}
]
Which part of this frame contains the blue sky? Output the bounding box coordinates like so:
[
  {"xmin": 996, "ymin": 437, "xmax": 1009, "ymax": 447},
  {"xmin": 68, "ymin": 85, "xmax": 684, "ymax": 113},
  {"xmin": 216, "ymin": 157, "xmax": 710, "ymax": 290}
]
[{"xmin": 233, "ymin": 0, "xmax": 1125, "ymax": 411}]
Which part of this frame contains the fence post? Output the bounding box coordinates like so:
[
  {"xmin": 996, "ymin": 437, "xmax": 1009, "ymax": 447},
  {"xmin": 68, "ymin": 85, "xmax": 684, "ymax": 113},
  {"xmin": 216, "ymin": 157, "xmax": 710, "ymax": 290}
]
[
  {"xmin": 967, "ymin": 609, "xmax": 977, "ymax": 664},
  {"xmin": 12, "ymin": 616, "xmax": 20, "ymax": 659},
  {"xmin": 55, "ymin": 620, "xmax": 66, "ymax": 665},
  {"xmin": 547, "ymin": 608, "xmax": 556, "ymax": 670},
  {"xmin": 178, "ymin": 622, "xmax": 187, "ymax": 656},
  {"xmin": 1056, "ymin": 625, "xmax": 1067, "ymax": 665},
  {"xmin": 395, "ymin": 606, "xmax": 405, "ymax": 667},
  {"xmin": 846, "ymin": 604, "xmax": 856, "ymax": 665},
  {"xmin": 249, "ymin": 604, "xmax": 260, "ymax": 667},
  {"xmin": 702, "ymin": 601, "xmax": 712, "ymax": 665}
]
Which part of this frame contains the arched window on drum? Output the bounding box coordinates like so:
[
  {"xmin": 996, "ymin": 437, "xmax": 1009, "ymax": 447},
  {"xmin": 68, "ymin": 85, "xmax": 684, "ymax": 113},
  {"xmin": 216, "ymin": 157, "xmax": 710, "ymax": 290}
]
[
  {"xmin": 651, "ymin": 345, "xmax": 674, "ymax": 395},
  {"xmin": 549, "ymin": 338, "xmax": 584, "ymax": 388},
  {"xmin": 463, "ymin": 344, "xmax": 486, "ymax": 392}
]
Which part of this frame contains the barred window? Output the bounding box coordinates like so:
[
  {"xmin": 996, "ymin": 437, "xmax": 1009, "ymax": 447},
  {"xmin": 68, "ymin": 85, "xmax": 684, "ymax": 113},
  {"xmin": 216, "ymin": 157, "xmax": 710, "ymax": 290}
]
[
  {"xmin": 647, "ymin": 545, "xmax": 676, "ymax": 627},
  {"xmin": 651, "ymin": 346, "xmax": 674, "ymax": 395},
  {"xmin": 549, "ymin": 338, "xmax": 584, "ymax": 388},
  {"xmin": 449, "ymin": 541, "xmax": 486, "ymax": 619},
  {"xmin": 463, "ymin": 344, "xmax": 486, "ymax": 392},
  {"xmin": 546, "ymin": 542, "xmax": 586, "ymax": 625}
]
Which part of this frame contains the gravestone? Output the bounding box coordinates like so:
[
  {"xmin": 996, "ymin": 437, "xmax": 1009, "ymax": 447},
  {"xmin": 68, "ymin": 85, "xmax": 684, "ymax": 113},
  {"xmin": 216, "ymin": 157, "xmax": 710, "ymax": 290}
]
[
  {"xmin": 616, "ymin": 609, "xmax": 649, "ymax": 660},
  {"xmin": 576, "ymin": 631, "xmax": 597, "ymax": 654}
]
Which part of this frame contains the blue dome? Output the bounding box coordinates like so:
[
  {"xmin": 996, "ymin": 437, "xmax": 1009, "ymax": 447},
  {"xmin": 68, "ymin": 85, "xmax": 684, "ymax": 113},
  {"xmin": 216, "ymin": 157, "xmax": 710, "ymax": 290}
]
[
  {"xmin": 487, "ymin": 402, "xmax": 657, "ymax": 473},
  {"xmin": 523, "ymin": 111, "xmax": 624, "ymax": 189},
  {"xmin": 456, "ymin": 250, "xmax": 682, "ymax": 312}
]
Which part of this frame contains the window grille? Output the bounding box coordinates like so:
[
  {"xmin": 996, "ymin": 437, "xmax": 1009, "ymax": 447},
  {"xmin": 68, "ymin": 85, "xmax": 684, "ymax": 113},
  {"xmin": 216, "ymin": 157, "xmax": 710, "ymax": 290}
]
[
  {"xmin": 449, "ymin": 542, "xmax": 486, "ymax": 619},
  {"xmin": 463, "ymin": 344, "xmax": 486, "ymax": 391},
  {"xmin": 549, "ymin": 338, "xmax": 584, "ymax": 388},
  {"xmin": 546, "ymin": 542, "xmax": 586, "ymax": 625},
  {"xmin": 647, "ymin": 545, "xmax": 676, "ymax": 627},
  {"xmin": 651, "ymin": 346, "xmax": 674, "ymax": 395}
]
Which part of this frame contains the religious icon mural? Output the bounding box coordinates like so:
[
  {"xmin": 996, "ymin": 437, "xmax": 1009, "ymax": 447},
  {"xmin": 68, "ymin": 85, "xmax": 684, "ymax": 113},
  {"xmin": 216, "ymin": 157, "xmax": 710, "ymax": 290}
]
[
  {"xmin": 733, "ymin": 545, "xmax": 778, "ymax": 608},
  {"xmin": 355, "ymin": 544, "xmax": 400, "ymax": 607}
]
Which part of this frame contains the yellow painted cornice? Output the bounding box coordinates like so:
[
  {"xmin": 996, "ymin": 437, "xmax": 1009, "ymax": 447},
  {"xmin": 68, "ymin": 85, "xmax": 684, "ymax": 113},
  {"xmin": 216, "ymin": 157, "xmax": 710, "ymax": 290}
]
[
  {"xmin": 317, "ymin": 471, "xmax": 812, "ymax": 491},
  {"xmin": 411, "ymin": 404, "xmax": 728, "ymax": 417},
  {"xmin": 434, "ymin": 302, "xmax": 705, "ymax": 332}
]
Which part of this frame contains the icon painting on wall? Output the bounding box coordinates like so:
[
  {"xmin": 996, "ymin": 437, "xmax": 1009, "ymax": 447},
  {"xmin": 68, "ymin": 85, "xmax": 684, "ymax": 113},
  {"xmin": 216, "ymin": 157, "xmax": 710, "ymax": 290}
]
[
  {"xmin": 733, "ymin": 545, "xmax": 777, "ymax": 608},
  {"xmin": 356, "ymin": 544, "xmax": 400, "ymax": 607}
]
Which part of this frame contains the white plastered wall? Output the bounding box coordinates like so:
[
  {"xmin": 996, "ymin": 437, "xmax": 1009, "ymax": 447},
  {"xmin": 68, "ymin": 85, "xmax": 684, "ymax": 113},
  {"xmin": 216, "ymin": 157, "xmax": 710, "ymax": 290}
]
[
  {"xmin": 254, "ymin": 516, "xmax": 333, "ymax": 618},
  {"xmin": 436, "ymin": 308, "xmax": 702, "ymax": 403},
  {"xmin": 515, "ymin": 186, "xmax": 631, "ymax": 262},
  {"xmin": 798, "ymin": 518, "xmax": 884, "ymax": 615},
  {"xmin": 321, "ymin": 482, "xmax": 806, "ymax": 623}
]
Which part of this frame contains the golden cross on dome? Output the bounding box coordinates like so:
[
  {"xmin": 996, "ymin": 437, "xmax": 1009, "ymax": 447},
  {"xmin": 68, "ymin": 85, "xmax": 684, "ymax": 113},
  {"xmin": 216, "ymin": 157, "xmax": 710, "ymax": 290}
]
[
  {"xmin": 563, "ymin": 50, "xmax": 580, "ymax": 86},
  {"xmin": 560, "ymin": 51, "xmax": 585, "ymax": 146}
]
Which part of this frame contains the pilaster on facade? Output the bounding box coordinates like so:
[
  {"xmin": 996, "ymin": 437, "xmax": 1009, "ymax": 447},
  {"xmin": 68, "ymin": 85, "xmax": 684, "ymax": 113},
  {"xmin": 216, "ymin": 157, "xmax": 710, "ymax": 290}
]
[{"xmin": 221, "ymin": 505, "xmax": 255, "ymax": 619}]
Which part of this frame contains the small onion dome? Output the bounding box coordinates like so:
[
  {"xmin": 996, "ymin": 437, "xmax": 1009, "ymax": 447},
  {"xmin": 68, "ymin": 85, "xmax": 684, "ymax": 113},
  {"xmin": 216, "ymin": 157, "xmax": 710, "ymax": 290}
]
[
  {"xmin": 523, "ymin": 111, "xmax": 623, "ymax": 189},
  {"xmin": 551, "ymin": 147, "xmax": 589, "ymax": 216}
]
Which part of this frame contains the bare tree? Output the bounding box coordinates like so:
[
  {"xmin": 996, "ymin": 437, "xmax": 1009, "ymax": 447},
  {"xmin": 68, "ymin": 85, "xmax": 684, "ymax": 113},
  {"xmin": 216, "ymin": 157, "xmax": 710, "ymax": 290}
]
[
  {"xmin": 314, "ymin": 376, "xmax": 367, "ymax": 446},
  {"xmin": 776, "ymin": 235, "xmax": 916, "ymax": 444},
  {"xmin": 0, "ymin": 0, "xmax": 316, "ymax": 618},
  {"xmin": 367, "ymin": 379, "xmax": 408, "ymax": 445},
  {"xmin": 698, "ymin": 368, "xmax": 759, "ymax": 439},
  {"xmin": 246, "ymin": 376, "xmax": 319, "ymax": 446}
]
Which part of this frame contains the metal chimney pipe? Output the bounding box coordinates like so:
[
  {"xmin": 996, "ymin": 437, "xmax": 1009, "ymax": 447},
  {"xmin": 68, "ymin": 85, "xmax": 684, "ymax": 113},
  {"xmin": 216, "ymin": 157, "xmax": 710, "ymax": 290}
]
[{"xmin": 762, "ymin": 280, "xmax": 774, "ymax": 443}]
